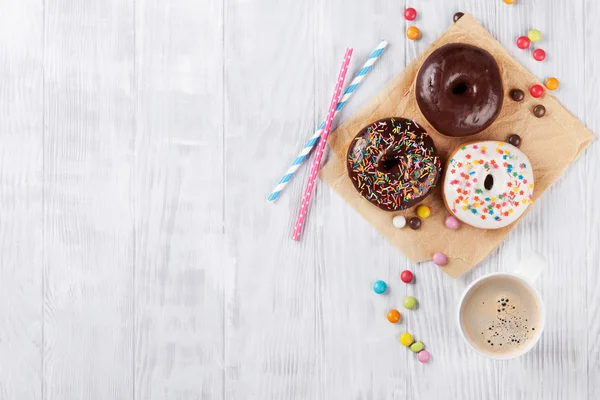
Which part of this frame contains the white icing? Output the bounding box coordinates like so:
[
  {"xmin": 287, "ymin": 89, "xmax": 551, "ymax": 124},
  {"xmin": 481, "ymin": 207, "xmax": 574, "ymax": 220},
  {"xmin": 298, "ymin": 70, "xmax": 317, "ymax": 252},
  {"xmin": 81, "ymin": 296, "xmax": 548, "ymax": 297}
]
[{"xmin": 442, "ymin": 141, "xmax": 534, "ymax": 229}]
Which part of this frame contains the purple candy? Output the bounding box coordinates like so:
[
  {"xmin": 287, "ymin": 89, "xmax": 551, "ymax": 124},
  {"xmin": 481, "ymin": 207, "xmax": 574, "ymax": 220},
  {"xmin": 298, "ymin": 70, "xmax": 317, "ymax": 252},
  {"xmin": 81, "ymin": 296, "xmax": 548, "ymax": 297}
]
[
  {"xmin": 432, "ymin": 252, "xmax": 447, "ymax": 266},
  {"xmin": 417, "ymin": 350, "xmax": 430, "ymax": 363},
  {"xmin": 445, "ymin": 216, "xmax": 460, "ymax": 230}
]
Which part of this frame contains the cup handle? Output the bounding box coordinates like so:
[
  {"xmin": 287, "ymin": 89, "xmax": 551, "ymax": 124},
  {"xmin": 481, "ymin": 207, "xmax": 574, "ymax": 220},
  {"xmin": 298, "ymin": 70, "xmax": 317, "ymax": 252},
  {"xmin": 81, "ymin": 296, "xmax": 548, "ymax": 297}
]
[{"xmin": 513, "ymin": 251, "xmax": 547, "ymax": 283}]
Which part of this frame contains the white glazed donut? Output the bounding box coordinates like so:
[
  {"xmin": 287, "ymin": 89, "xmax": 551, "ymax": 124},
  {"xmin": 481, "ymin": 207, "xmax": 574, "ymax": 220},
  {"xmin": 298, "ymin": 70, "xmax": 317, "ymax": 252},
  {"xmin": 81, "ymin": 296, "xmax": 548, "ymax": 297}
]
[{"xmin": 442, "ymin": 141, "xmax": 534, "ymax": 229}]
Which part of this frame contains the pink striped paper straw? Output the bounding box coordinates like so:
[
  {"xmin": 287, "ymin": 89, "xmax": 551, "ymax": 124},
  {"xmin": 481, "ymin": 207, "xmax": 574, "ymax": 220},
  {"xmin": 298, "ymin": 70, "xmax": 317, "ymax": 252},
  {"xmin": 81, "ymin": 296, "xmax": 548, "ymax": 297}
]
[{"xmin": 292, "ymin": 48, "xmax": 353, "ymax": 241}]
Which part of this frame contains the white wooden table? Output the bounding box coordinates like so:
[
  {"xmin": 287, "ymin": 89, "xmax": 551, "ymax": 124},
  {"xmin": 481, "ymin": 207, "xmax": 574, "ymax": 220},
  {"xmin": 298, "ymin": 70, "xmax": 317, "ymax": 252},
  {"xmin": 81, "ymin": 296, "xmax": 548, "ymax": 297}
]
[{"xmin": 0, "ymin": 0, "xmax": 598, "ymax": 399}]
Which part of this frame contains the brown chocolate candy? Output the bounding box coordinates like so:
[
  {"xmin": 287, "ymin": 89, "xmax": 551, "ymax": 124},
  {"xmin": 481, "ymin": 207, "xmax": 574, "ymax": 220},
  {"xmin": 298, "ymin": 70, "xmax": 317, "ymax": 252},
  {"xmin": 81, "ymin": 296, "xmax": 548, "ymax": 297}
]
[
  {"xmin": 533, "ymin": 104, "xmax": 546, "ymax": 118},
  {"xmin": 509, "ymin": 89, "xmax": 525, "ymax": 102},
  {"xmin": 409, "ymin": 217, "xmax": 422, "ymax": 230},
  {"xmin": 507, "ymin": 134, "xmax": 522, "ymax": 148},
  {"xmin": 453, "ymin": 12, "xmax": 464, "ymax": 22}
]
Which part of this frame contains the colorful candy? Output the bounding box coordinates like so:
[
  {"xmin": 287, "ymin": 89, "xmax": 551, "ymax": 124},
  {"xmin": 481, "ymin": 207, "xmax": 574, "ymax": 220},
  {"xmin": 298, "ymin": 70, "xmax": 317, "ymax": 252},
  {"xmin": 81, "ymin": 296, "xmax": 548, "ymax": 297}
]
[
  {"xmin": 406, "ymin": 26, "xmax": 421, "ymax": 40},
  {"xmin": 400, "ymin": 332, "xmax": 414, "ymax": 346},
  {"xmin": 373, "ymin": 280, "xmax": 387, "ymax": 294},
  {"xmin": 509, "ymin": 88, "xmax": 525, "ymax": 102},
  {"xmin": 530, "ymin": 84, "xmax": 544, "ymax": 98},
  {"xmin": 533, "ymin": 105, "xmax": 546, "ymax": 118},
  {"xmin": 545, "ymin": 77, "xmax": 559, "ymax": 90},
  {"xmin": 507, "ymin": 134, "xmax": 522, "ymax": 148},
  {"xmin": 528, "ymin": 29, "xmax": 542, "ymax": 43},
  {"xmin": 516, "ymin": 36, "xmax": 530, "ymax": 50},
  {"xmin": 387, "ymin": 309, "xmax": 401, "ymax": 323},
  {"xmin": 416, "ymin": 205, "xmax": 431, "ymax": 219},
  {"xmin": 404, "ymin": 7, "xmax": 417, "ymax": 21},
  {"xmin": 404, "ymin": 296, "xmax": 417, "ymax": 309},
  {"xmin": 417, "ymin": 349, "xmax": 431, "ymax": 363},
  {"xmin": 432, "ymin": 252, "xmax": 447, "ymax": 266},
  {"xmin": 393, "ymin": 215, "xmax": 407, "ymax": 229},
  {"xmin": 504, "ymin": 0, "xmax": 516, "ymax": 4},
  {"xmin": 445, "ymin": 216, "xmax": 460, "ymax": 230},
  {"xmin": 408, "ymin": 217, "xmax": 422, "ymax": 230},
  {"xmin": 400, "ymin": 270, "xmax": 414, "ymax": 283},
  {"xmin": 410, "ymin": 341, "xmax": 424, "ymax": 353},
  {"xmin": 533, "ymin": 48, "xmax": 546, "ymax": 61}
]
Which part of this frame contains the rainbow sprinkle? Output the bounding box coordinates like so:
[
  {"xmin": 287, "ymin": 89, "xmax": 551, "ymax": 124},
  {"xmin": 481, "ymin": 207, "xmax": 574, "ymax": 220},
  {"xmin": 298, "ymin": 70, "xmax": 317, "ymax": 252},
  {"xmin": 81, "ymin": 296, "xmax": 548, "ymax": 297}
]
[
  {"xmin": 346, "ymin": 118, "xmax": 441, "ymax": 211},
  {"xmin": 443, "ymin": 141, "xmax": 534, "ymax": 229}
]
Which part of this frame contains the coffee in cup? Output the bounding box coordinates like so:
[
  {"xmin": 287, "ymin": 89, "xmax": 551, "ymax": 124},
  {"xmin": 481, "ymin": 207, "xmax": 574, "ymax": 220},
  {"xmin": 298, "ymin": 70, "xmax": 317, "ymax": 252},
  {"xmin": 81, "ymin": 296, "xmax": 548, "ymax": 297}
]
[
  {"xmin": 457, "ymin": 252, "xmax": 547, "ymax": 360},
  {"xmin": 459, "ymin": 275, "xmax": 540, "ymax": 356}
]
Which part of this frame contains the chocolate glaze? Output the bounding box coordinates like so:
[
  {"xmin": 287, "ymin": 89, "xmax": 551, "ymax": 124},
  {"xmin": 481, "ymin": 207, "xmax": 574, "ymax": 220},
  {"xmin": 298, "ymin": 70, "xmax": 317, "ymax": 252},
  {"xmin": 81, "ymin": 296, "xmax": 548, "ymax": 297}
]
[
  {"xmin": 415, "ymin": 43, "xmax": 504, "ymax": 137},
  {"xmin": 346, "ymin": 118, "xmax": 441, "ymax": 212}
]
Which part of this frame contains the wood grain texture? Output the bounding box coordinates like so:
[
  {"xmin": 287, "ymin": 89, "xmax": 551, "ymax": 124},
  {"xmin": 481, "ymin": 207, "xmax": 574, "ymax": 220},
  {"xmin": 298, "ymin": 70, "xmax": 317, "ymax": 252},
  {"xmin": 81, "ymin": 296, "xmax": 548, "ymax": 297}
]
[
  {"xmin": 584, "ymin": 0, "xmax": 600, "ymax": 398},
  {"xmin": 224, "ymin": 0, "xmax": 319, "ymax": 398},
  {"xmin": 0, "ymin": 0, "xmax": 598, "ymax": 399},
  {"xmin": 0, "ymin": 1, "xmax": 43, "ymax": 399},
  {"xmin": 134, "ymin": 0, "xmax": 224, "ymax": 399},
  {"xmin": 316, "ymin": 2, "xmax": 411, "ymax": 399},
  {"xmin": 43, "ymin": 0, "xmax": 134, "ymax": 398}
]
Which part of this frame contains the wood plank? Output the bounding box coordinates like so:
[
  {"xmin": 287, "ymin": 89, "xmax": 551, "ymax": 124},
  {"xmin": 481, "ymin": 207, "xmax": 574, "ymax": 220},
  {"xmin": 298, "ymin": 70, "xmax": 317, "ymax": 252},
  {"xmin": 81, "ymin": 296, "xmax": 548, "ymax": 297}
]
[
  {"xmin": 496, "ymin": 1, "xmax": 589, "ymax": 399},
  {"xmin": 224, "ymin": 0, "xmax": 318, "ymax": 398},
  {"xmin": 0, "ymin": 1, "xmax": 44, "ymax": 398},
  {"xmin": 584, "ymin": 0, "xmax": 600, "ymax": 398},
  {"xmin": 316, "ymin": 1, "xmax": 412, "ymax": 399},
  {"xmin": 43, "ymin": 1, "xmax": 135, "ymax": 398},
  {"xmin": 133, "ymin": 0, "xmax": 224, "ymax": 399}
]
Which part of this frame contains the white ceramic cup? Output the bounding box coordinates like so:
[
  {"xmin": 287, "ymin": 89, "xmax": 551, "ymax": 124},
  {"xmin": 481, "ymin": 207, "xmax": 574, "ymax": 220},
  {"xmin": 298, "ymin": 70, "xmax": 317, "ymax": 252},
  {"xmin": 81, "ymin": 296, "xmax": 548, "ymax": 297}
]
[{"xmin": 456, "ymin": 252, "xmax": 547, "ymax": 360}]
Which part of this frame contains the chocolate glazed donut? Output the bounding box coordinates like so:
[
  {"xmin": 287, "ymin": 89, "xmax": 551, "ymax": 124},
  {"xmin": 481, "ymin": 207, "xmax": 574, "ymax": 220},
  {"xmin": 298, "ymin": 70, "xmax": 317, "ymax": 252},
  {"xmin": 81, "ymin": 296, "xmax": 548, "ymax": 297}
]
[
  {"xmin": 346, "ymin": 118, "xmax": 441, "ymax": 211},
  {"xmin": 415, "ymin": 43, "xmax": 503, "ymax": 137}
]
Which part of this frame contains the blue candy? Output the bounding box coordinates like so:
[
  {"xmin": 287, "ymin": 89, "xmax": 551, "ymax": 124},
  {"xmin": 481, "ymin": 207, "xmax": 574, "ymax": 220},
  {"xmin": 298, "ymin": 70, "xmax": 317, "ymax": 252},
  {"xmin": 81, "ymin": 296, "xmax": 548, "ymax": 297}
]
[{"xmin": 373, "ymin": 280, "xmax": 387, "ymax": 294}]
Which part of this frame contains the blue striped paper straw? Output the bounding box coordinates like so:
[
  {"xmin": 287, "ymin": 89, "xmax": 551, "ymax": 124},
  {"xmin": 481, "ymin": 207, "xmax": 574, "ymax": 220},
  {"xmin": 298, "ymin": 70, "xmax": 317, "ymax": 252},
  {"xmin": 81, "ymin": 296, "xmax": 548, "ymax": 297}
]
[{"xmin": 267, "ymin": 40, "xmax": 389, "ymax": 202}]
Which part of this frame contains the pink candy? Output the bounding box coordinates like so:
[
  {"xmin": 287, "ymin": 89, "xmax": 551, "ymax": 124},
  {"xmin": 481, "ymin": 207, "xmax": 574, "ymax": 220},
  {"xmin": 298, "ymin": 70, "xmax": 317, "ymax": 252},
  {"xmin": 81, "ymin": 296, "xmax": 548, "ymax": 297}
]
[
  {"xmin": 445, "ymin": 216, "xmax": 460, "ymax": 229},
  {"xmin": 432, "ymin": 252, "xmax": 447, "ymax": 266},
  {"xmin": 417, "ymin": 350, "xmax": 431, "ymax": 363}
]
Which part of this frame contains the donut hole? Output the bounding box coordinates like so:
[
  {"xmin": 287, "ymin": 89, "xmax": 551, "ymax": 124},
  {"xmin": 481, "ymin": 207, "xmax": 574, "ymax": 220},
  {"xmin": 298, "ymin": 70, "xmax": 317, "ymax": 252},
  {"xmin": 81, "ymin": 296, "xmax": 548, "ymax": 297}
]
[
  {"xmin": 378, "ymin": 155, "xmax": 403, "ymax": 173},
  {"xmin": 452, "ymin": 81, "xmax": 471, "ymax": 96},
  {"xmin": 484, "ymin": 174, "xmax": 494, "ymax": 191}
]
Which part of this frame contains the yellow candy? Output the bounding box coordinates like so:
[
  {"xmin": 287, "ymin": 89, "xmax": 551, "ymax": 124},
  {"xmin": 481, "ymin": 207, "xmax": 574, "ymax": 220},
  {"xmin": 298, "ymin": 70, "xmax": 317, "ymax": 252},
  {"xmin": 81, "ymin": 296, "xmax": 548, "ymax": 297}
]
[
  {"xmin": 416, "ymin": 205, "xmax": 431, "ymax": 219},
  {"xmin": 528, "ymin": 29, "xmax": 542, "ymax": 43},
  {"xmin": 545, "ymin": 77, "xmax": 559, "ymax": 91},
  {"xmin": 400, "ymin": 332, "xmax": 414, "ymax": 347},
  {"xmin": 504, "ymin": 0, "xmax": 516, "ymax": 4}
]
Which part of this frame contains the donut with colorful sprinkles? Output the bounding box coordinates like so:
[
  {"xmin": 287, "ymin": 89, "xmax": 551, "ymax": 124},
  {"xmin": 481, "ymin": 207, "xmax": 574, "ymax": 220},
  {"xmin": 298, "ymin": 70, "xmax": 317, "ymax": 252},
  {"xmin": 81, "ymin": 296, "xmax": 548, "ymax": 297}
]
[
  {"xmin": 442, "ymin": 141, "xmax": 534, "ymax": 229},
  {"xmin": 346, "ymin": 117, "xmax": 441, "ymax": 211}
]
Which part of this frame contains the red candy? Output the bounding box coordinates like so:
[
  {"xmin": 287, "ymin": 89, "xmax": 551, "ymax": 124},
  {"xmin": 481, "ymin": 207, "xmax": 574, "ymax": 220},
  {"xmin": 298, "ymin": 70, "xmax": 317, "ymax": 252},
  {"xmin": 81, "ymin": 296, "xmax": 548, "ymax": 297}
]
[
  {"xmin": 401, "ymin": 270, "xmax": 414, "ymax": 283},
  {"xmin": 516, "ymin": 36, "xmax": 531, "ymax": 49},
  {"xmin": 530, "ymin": 84, "xmax": 544, "ymax": 98},
  {"xmin": 404, "ymin": 7, "xmax": 417, "ymax": 21},
  {"xmin": 533, "ymin": 48, "xmax": 546, "ymax": 61}
]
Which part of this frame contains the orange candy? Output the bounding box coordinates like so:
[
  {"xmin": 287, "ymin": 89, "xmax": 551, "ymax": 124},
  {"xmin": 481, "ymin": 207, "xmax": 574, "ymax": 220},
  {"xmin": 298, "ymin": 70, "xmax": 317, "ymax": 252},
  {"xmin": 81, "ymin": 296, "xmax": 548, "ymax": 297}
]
[
  {"xmin": 545, "ymin": 77, "xmax": 559, "ymax": 91},
  {"xmin": 387, "ymin": 309, "xmax": 401, "ymax": 323},
  {"xmin": 406, "ymin": 26, "xmax": 421, "ymax": 40},
  {"xmin": 504, "ymin": 0, "xmax": 516, "ymax": 4}
]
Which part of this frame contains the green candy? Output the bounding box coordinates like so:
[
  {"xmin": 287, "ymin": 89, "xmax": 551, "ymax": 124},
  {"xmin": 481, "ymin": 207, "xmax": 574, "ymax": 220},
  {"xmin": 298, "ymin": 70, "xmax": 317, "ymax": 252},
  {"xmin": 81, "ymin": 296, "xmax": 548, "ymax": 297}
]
[
  {"xmin": 404, "ymin": 296, "xmax": 417, "ymax": 309},
  {"xmin": 410, "ymin": 341, "xmax": 424, "ymax": 353},
  {"xmin": 528, "ymin": 29, "xmax": 542, "ymax": 43}
]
